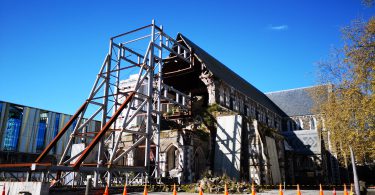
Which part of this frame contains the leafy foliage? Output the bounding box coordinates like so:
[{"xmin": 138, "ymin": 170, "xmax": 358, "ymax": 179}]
[
  {"xmin": 315, "ymin": 18, "xmax": 375, "ymax": 164},
  {"xmin": 200, "ymin": 103, "xmax": 232, "ymax": 129}
]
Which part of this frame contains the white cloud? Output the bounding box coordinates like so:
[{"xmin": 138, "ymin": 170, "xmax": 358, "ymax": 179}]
[{"xmin": 268, "ymin": 24, "xmax": 289, "ymax": 31}]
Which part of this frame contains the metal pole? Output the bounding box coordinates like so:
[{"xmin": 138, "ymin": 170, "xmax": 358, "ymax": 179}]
[
  {"xmin": 350, "ymin": 146, "xmax": 360, "ymax": 195},
  {"xmin": 26, "ymin": 171, "xmax": 31, "ymax": 182},
  {"xmin": 144, "ymin": 19, "xmax": 155, "ymax": 183},
  {"xmin": 154, "ymin": 24, "xmax": 163, "ymax": 179},
  {"xmin": 95, "ymin": 39, "xmax": 112, "ymax": 187},
  {"xmin": 85, "ymin": 177, "xmax": 92, "ymax": 195},
  {"xmin": 108, "ymin": 43, "xmax": 121, "ymax": 185}
]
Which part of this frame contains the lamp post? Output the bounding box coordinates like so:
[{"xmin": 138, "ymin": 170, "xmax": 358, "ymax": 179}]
[{"xmin": 350, "ymin": 146, "xmax": 359, "ymax": 195}]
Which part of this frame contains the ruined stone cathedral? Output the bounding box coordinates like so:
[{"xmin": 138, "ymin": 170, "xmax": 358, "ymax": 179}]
[{"xmin": 115, "ymin": 34, "xmax": 334, "ymax": 185}]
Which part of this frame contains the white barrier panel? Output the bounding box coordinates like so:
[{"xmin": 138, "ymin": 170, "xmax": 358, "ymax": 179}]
[{"xmin": 0, "ymin": 182, "xmax": 49, "ymax": 195}]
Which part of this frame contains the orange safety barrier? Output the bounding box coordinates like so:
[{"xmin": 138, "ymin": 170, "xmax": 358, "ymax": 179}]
[
  {"xmin": 143, "ymin": 183, "xmax": 148, "ymax": 195},
  {"xmin": 123, "ymin": 184, "xmax": 127, "ymax": 195},
  {"xmin": 173, "ymin": 184, "xmax": 177, "ymax": 195},
  {"xmin": 91, "ymin": 183, "xmax": 370, "ymax": 195},
  {"xmin": 1, "ymin": 184, "xmax": 5, "ymax": 195},
  {"xmin": 344, "ymin": 184, "xmax": 348, "ymax": 195},
  {"xmin": 279, "ymin": 183, "xmax": 283, "ymax": 195},
  {"xmin": 297, "ymin": 184, "xmax": 302, "ymax": 195},
  {"xmin": 251, "ymin": 182, "xmax": 256, "ymax": 195},
  {"xmin": 319, "ymin": 184, "xmax": 324, "ymax": 195},
  {"xmin": 103, "ymin": 185, "xmax": 109, "ymax": 195},
  {"xmin": 199, "ymin": 184, "xmax": 203, "ymax": 195}
]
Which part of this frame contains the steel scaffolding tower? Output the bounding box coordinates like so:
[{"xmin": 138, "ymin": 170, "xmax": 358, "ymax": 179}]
[{"xmin": 0, "ymin": 20, "xmax": 192, "ymax": 187}]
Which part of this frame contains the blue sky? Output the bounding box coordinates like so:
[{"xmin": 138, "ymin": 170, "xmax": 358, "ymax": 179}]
[{"xmin": 0, "ymin": 0, "xmax": 373, "ymax": 114}]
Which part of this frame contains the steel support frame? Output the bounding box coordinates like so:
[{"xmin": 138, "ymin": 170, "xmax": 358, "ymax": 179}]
[{"xmin": 0, "ymin": 20, "xmax": 192, "ymax": 187}]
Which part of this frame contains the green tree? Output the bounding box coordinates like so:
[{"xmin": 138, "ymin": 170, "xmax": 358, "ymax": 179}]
[{"xmin": 315, "ymin": 18, "xmax": 375, "ymax": 164}]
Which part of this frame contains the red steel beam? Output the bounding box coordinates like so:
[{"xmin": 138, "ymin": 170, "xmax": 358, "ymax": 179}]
[
  {"xmin": 73, "ymin": 92, "xmax": 135, "ymax": 169},
  {"xmin": 35, "ymin": 101, "xmax": 88, "ymax": 163},
  {"xmin": 0, "ymin": 163, "xmax": 51, "ymax": 168}
]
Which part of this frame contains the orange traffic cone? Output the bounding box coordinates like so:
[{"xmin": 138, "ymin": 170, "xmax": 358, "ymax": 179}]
[
  {"xmin": 296, "ymin": 184, "xmax": 301, "ymax": 195},
  {"xmin": 103, "ymin": 185, "xmax": 109, "ymax": 195},
  {"xmin": 199, "ymin": 184, "xmax": 203, "ymax": 195},
  {"xmin": 2, "ymin": 184, "xmax": 5, "ymax": 195},
  {"xmin": 251, "ymin": 182, "xmax": 256, "ymax": 195},
  {"xmin": 319, "ymin": 184, "xmax": 324, "ymax": 195},
  {"xmin": 173, "ymin": 184, "xmax": 177, "ymax": 195},
  {"xmin": 122, "ymin": 183, "xmax": 127, "ymax": 195},
  {"xmin": 332, "ymin": 188, "xmax": 336, "ymax": 195},
  {"xmin": 143, "ymin": 183, "xmax": 148, "ymax": 195},
  {"xmin": 279, "ymin": 183, "xmax": 283, "ymax": 195},
  {"xmin": 349, "ymin": 184, "xmax": 354, "ymax": 195},
  {"xmin": 224, "ymin": 183, "xmax": 228, "ymax": 195},
  {"xmin": 344, "ymin": 184, "xmax": 348, "ymax": 195}
]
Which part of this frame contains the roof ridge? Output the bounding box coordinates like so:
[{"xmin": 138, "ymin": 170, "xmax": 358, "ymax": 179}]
[
  {"xmin": 178, "ymin": 33, "xmax": 288, "ymax": 117},
  {"xmin": 265, "ymin": 85, "xmax": 318, "ymax": 94}
]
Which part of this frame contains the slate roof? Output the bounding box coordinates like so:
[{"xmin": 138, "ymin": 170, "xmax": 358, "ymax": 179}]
[
  {"xmin": 177, "ymin": 33, "xmax": 287, "ymax": 117},
  {"xmin": 265, "ymin": 86, "xmax": 317, "ymax": 116}
]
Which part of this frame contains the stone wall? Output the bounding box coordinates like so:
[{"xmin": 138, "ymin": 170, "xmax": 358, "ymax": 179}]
[
  {"xmin": 214, "ymin": 80, "xmax": 283, "ymax": 132},
  {"xmin": 154, "ymin": 129, "xmax": 209, "ymax": 183},
  {"xmin": 282, "ymin": 114, "xmax": 337, "ymax": 184},
  {"xmin": 248, "ymin": 119, "xmax": 284, "ymax": 185},
  {"xmin": 213, "ymin": 114, "xmax": 284, "ymax": 185}
]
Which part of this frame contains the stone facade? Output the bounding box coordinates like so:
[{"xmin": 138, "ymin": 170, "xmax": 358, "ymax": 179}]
[
  {"xmin": 113, "ymin": 34, "xmax": 297, "ymax": 184},
  {"xmin": 207, "ymin": 77, "xmax": 285, "ymax": 184},
  {"xmin": 266, "ymin": 86, "xmax": 340, "ymax": 185},
  {"xmin": 158, "ymin": 129, "xmax": 209, "ymax": 183}
]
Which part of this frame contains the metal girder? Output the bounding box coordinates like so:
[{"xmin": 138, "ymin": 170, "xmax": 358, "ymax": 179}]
[
  {"xmin": 35, "ymin": 102, "xmax": 88, "ymax": 163},
  {"xmin": 0, "ymin": 163, "xmax": 145, "ymax": 173},
  {"xmin": 73, "ymin": 92, "xmax": 135, "ymax": 168},
  {"xmin": 0, "ymin": 20, "xmax": 193, "ymax": 187}
]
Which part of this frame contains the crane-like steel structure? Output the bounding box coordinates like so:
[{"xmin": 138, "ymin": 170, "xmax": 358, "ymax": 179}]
[{"xmin": 0, "ymin": 20, "xmax": 192, "ymax": 187}]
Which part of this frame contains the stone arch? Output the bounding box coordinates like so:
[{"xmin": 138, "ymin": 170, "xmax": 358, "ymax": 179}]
[{"xmin": 165, "ymin": 144, "xmax": 179, "ymax": 172}]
